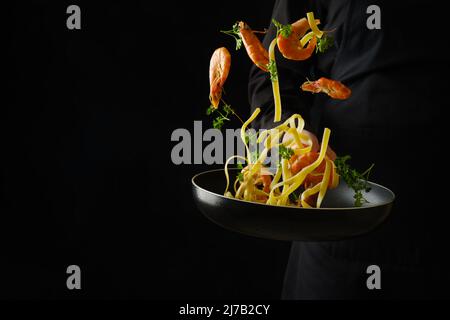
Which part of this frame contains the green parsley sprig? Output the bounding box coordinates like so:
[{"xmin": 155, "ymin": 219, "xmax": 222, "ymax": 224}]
[
  {"xmin": 334, "ymin": 155, "xmax": 375, "ymax": 207},
  {"xmin": 266, "ymin": 60, "xmax": 278, "ymax": 82},
  {"xmin": 206, "ymin": 103, "xmax": 242, "ymax": 130},
  {"xmin": 316, "ymin": 34, "xmax": 334, "ymax": 53},
  {"xmin": 220, "ymin": 23, "xmax": 243, "ymax": 50},
  {"xmin": 272, "ymin": 19, "xmax": 292, "ymax": 38},
  {"xmin": 289, "ymin": 189, "xmax": 301, "ymax": 203},
  {"xmin": 279, "ymin": 145, "xmax": 294, "ymax": 160},
  {"xmin": 206, "ymin": 105, "xmax": 216, "ymax": 116},
  {"xmin": 236, "ymin": 162, "xmax": 244, "ymax": 182}
]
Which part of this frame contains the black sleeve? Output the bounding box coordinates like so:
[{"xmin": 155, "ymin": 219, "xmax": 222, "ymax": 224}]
[{"xmin": 248, "ymin": 0, "xmax": 317, "ymax": 130}]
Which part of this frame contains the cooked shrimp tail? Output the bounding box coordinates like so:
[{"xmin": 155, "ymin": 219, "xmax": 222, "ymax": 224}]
[
  {"xmin": 238, "ymin": 21, "xmax": 270, "ymax": 72},
  {"xmin": 301, "ymin": 77, "xmax": 351, "ymax": 100},
  {"xmin": 209, "ymin": 47, "xmax": 231, "ymax": 108},
  {"xmin": 276, "ymin": 18, "xmax": 319, "ymax": 61}
]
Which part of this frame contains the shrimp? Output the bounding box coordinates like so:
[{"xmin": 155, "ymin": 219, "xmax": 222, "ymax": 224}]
[
  {"xmin": 238, "ymin": 21, "xmax": 269, "ymax": 72},
  {"xmin": 209, "ymin": 47, "xmax": 231, "ymax": 108},
  {"xmin": 290, "ymin": 152, "xmax": 338, "ymax": 188},
  {"xmin": 254, "ymin": 173, "xmax": 272, "ymax": 202},
  {"xmin": 260, "ymin": 174, "xmax": 272, "ymax": 193},
  {"xmin": 301, "ymin": 77, "xmax": 351, "ymax": 100},
  {"xmin": 277, "ymin": 18, "xmax": 318, "ymax": 61}
]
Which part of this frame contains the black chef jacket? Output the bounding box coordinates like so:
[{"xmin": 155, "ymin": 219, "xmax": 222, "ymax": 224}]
[{"xmin": 249, "ymin": 0, "xmax": 450, "ymax": 299}]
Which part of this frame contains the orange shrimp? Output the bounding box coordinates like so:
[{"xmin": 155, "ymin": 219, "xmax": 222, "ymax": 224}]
[
  {"xmin": 255, "ymin": 174, "xmax": 272, "ymax": 202},
  {"xmin": 301, "ymin": 77, "xmax": 351, "ymax": 100},
  {"xmin": 260, "ymin": 174, "xmax": 272, "ymax": 193},
  {"xmin": 238, "ymin": 21, "xmax": 269, "ymax": 72},
  {"xmin": 277, "ymin": 18, "xmax": 318, "ymax": 61},
  {"xmin": 209, "ymin": 47, "xmax": 231, "ymax": 108}
]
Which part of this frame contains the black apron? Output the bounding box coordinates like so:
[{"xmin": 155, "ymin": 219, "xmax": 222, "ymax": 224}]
[{"xmin": 249, "ymin": 0, "xmax": 450, "ymax": 298}]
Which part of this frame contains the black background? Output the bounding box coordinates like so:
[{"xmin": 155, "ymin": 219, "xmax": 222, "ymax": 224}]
[{"xmin": 3, "ymin": 1, "xmax": 294, "ymax": 299}]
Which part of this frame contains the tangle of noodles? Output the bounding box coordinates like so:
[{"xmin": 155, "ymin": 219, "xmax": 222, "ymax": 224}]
[
  {"xmin": 221, "ymin": 12, "xmax": 340, "ymax": 208},
  {"xmin": 224, "ymin": 107, "xmax": 337, "ymax": 208}
]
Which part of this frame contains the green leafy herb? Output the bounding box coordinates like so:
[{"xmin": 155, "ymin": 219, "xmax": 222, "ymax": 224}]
[
  {"xmin": 316, "ymin": 34, "xmax": 334, "ymax": 53},
  {"xmin": 221, "ymin": 23, "xmax": 243, "ymax": 50},
  {"xmin": 272, "ymin": 19, "xmax": 292, "ymax": 38},
  {"xmin": 289, "ymin": 189, "xmax": 301, "ymax": 203},
  {"xmin": 208, "ymin": 103, "xmax": 235, "ymax": 129},
  {"xmin": 212, "ymin": 117, "xmax": 226, "ymax": 129},
  {"xmin": 207, "ymin": 102, "xmax": 244, "ymax": 129},
  {"xmin": 334, "ymin": 155, "xmax": 374, "ymax": 207},
  {"xmin": 236, "ymin": 162, "xmax": 244, "ymax": 182},
  {"xmin": 206, "ymin": 105, "xmax": 216, "ymax": 115},
  {"xmin": 266, "ymin": 60, "xmax": 278, "ymax": 82},
  {"xmin": 279, "ymin": 145, "xmax": 294, "ymax": 160},
  {"xmin": 223, "ymin": 103, "xmax": 233, "ymax": 115}
]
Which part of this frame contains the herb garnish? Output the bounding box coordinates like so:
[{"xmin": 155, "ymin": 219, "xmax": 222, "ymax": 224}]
[
  {"xmin": 206, "ymin": 105, "xmax": 215, "ymax": 116},
  {"xmin": 279, "ymin": 145, "xmax": 294, "ymax": 160},
  {"xmin": 316, "ymin": 34, "xmax": 334, "ymax": 53},
  {"xmin": 221, "ymin": 23, "xmax": 243, "ymax": 50},
  {"xmin": 334, "ymin": 155, "xmax": 374, "ymax": 207},
  {"xmin": 266, "ymin": 60, "xmax": 278, "ymax": 81},
  {"xmin": 236, "ymin": 162, "xmax": 244, "ymax": 182},
  {"xmin": 272, "ymin": 19, "xmax": 292, "ymax": 38},
  {"xmin": 206, "ymin": 103, "xmax": 241, "ymax": 130},
  {"xmin": 289, "ymin": 189, "xmax": 301, "ymax": 203}
]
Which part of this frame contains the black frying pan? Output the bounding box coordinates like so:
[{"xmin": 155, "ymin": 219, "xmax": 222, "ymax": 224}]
[{"xmin": 192, "ymin": 168, "xmax": 395, "ymax": 241}]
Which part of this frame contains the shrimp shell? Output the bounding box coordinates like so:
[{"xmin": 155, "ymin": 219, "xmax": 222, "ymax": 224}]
[
  {"xmin": 238, "ymin": 21, "xmax": 269, "ymax": 72},
  {"xmin": 277, "ymin": 18, "xmax": 318, "ymax": 61},
  {"xmin": 209, "ymin": 47, "xmax": 231, "ymax": 108},
  {"xmin": 301, "ymin": 77, "xmax": 351, "ymax": 100}
]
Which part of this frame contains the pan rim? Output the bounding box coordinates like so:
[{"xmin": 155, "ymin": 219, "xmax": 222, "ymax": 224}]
[{"xmin": 192, "ymin": 168, "xmax": 396, "ymax": 212}]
